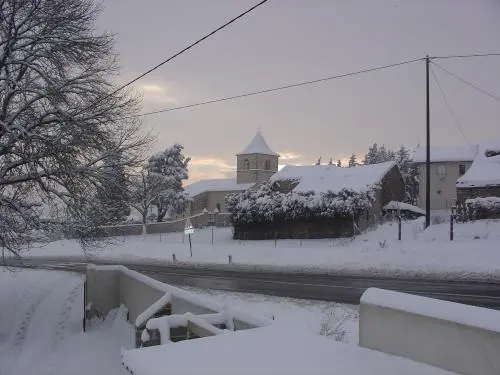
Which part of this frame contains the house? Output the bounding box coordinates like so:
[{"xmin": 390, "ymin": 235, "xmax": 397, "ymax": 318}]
[
  {"xmin": 185, "ymin": 131, "xmax": 279, "ymax": 215},
  {"xmin": 413, "ymin": 145, "xmax": 476, "ymax": 210},
  {"xmin": 456, "ymin": 141, "xmax": 500, "ymax": 203},
  {"xmin": 228, "ymin": 161, "xmax": 405, "ymax": 239}
]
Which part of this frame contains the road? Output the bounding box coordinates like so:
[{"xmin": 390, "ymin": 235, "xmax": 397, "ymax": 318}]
[{"xmin": 7, "ymin": 257, "xmax": 500, "ymax": 309}]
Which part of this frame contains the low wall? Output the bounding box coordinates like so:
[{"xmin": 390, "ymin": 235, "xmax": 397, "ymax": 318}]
[
  {"xmin": 89, "ymin": 212, "xmax": 231, "ymax": 239},
  {"xmin": 359, "ymin": 288, "xmax": 500, "ymax": 375},
  {"xmin": 86, "ymin": 265, "xmax": 218, "ymax": 323}
]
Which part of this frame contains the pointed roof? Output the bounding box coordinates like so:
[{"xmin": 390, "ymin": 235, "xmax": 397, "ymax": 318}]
[{"xmin": 237, "ymin": 131, "xmax": 279, "ymax": 156}]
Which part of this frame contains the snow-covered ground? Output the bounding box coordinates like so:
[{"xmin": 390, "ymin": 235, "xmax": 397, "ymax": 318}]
[
  {"xmin": 29, "ymin": 219, "xmax": 500, "ymax": 279},
  {"xmin": 0, "ymin": 269, "xmax": 134, "ymax": 375},
  {"xmin": 0, "ymin": 269, "xmax": 358, "ymax": 375}
]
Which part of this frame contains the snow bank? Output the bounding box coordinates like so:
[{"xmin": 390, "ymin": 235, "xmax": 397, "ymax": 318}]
[{"xmin": 122, "ymin": 325, "xmax": 454, "ymax": 375}]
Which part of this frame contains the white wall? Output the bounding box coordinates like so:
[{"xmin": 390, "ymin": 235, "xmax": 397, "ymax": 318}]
[{"xmin": 359, "ymin": 288, "xmax": 500, "ymax": 375}]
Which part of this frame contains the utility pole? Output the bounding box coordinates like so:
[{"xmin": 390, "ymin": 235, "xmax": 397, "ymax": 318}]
[{"xmin": 425, "ymin": 55, "xmax": 431, "ymax": 228}]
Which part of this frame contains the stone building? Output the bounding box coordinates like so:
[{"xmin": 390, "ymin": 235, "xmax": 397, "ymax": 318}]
[
  {"xmin": 413, "ymin": 145, "xmax": 475, "ymax": 210},
  {"xmin": 231, "ymin": 161, "xmax": 405, "ymax": 239},
  {"xmin": 185, "ymin": 131, "xmax": 279, "ymax": 215}
]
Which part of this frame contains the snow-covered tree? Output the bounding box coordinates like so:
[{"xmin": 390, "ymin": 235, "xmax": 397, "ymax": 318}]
[
  {"xmin": 363, "ymin": 144, "xmax": 379, "ymax": 164},
  {"xmin": 94, "ymin": 152, "xmax": 131, "ymax": 224},
  {"xmin": 348, "ymin": 153, "xmax": 358, "ymax": 168},
  {"xmin": 315, "ymin": 157, "xmax": 322, "ymax": 165},
  {"xmin": 147, "ymin": 144, "xmax": 191, "ymax": 222},
  {"xmin": 129, "ymin": 169, "xmax": 171, "ymax": 225},
  {"xmin": 328, "ymin": 157, "xmax": 333, "ymax": 165},
  {"xmin": 0, "ymin": 0, "xmax": 152, "ymax": 257},
  {"xmin": 395, "ymin": 145, "xmax": 418, "ymax": 204},
  {"xmin": 336, "ymin": 160, "xmax": 342, "ymax": 167}
]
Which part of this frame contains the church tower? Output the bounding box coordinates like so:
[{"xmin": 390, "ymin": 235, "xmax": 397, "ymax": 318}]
[{"xmin": 236, "ymin": 131, "xmax": 279, "ymax": 184}]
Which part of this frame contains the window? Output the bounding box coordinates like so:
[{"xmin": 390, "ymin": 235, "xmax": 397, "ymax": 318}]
[
  {"xmin": 459, "ymin": 164, "xmax": 466, "ymax": 176},
  {"xmin": 265, "ymin": 160, "xmax": 271, "ymax": 170},
  {"xmin": 437, "ymin": 164, "xmax": 447, "ymax": 176},
  {"xmin": 243, "ymin": 159, "xmax": 250, "ymax": 170}
]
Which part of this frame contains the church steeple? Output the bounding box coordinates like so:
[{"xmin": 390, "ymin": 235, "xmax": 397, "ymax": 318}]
[
  {"xmin": 236, "ymin": 131, "xmax": 279, "ymax": 184},
  {"xmin": 237, "ymin": 131, "xmax": 279, "ymax": 157}
]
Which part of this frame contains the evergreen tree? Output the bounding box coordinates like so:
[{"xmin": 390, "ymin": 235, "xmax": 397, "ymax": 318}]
[
  {"xmin": 147, "ymin": 144, "xmax": 191, "ymax": 222},
  {"xmin": 363, "ymin": 143, "xmax": 379, "ymax": 164},
  {"xmin": 337, "ymin": 159, "xmax": 342, "ymax": 167},
  {"xmin": 315, "ymin": 157, "xmax": 322, "ymax": 165},
  {"xmin": 348, "ymin": 153, "xmax": 358, "ymax": 168},
  {"xmin": 328, "ymin": 157, "xmax": 333, "ymax": 165}
]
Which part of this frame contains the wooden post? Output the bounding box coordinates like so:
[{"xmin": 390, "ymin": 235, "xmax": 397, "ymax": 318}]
[
  {"xmin": 228, "ymin": 254, "xmax": 232, "ymax": 264},
  {"xmin": 450, "ymin": 208, "xmax": 454, "ymax": 241},
  {"xmin": 188, "ymin": 233, "xmax": 193, "ymax": 257},
  {"xmin": 83, "ymin": 279, "xmax": 87, "ymax": 332},
  {"xmin": 274, "ymin": 231, "xmax": 278, "ymax": 248},
  {"xmin": 211, "ymin": 227, "xmax": 214, "ymax": 245},
  {"xmin": 398, "ymin": 216, "xmax": 402, "ymax": 241},
  {"xmin": 172, "ymin": 253, "xmax": 176, "ymax": 262}
]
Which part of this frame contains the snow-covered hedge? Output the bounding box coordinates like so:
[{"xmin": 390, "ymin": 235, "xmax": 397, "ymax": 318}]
[
  {"xmin": 456, "ymin": 196, "xmax": 500, "ymax": 221},
  {"xmin": 226, "ymin": 182, "xmax": 376, "ymax": 225},
  {"xmin": 465, "ymin": 197, "xmax": 500, "ymax": 211}
]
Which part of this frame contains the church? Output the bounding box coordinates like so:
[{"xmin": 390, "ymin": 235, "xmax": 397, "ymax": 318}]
[{"xmin": 185, "ymin": 131, "xmax": 279, "ymax": 215}]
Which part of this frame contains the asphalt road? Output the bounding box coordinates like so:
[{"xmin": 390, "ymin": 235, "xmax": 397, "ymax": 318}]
[{"xmin": 7, "ymin": 257, "xmax": 500, "ymax": 309}]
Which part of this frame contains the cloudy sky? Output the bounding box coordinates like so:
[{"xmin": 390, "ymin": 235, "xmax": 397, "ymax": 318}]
[{"xmin": 98, "ymin": 0, "xmax": 500, "ymax": 183}]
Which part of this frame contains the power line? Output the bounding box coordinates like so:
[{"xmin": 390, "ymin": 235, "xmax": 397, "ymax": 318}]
[
  {"xmin": 430, "ymin": 63, "xmax": 469, "ymax": 145},
  {"xmin": 131, "ymin": 57, "xmax": 424, "ymax": 119},
  {"xmin": 432, "ymin": 61, "xmax": 500, "ymax": 102},
  {"xmin": 431, "ymin": 53, "xmax": 500, "ymax": 60},
  {"xmin": 79, "ymin": 0, "xmax": 270, "ymax": 114}
]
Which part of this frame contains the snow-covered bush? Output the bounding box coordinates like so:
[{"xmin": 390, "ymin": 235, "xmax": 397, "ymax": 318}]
[
  {"xmin": 463, "ymin": 197, "xmax": 500, "ymax": 221},
  {"xmin": 226, "ymin": 182, "xmax": 376, "ymax": 226}
]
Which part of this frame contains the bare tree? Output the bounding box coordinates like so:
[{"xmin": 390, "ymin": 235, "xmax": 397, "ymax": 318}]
[{"xmin": 0, "ymin": 0, "xmax": 152, "ymax": 259}]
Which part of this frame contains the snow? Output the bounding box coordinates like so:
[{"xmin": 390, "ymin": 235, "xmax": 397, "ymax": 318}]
[
  {"xmin": 0, "ymin": 269, "xmax": 134, "ymax": 375},
  {"xmin": 135, "ymin": 293, "xmax": 171, "ymax": 327},
  {"xmin": 383, "ymin": 201, "xmax": 425, "ymax": 215},
  {"xmin": 361, "ymin": 288, "xmax": 500, "ymax": 334},
  {"xmin": 237, "ymin": 131, "xmax": 279, "ymax": 156},
  {"xmin": 121, "ymin": 325, "xmax": 456, "ymax": 375},
  {"xmin": 271, "ymin": 161, "xmax": 395, "ymax": 194},
  {"xmin": 457, "ymin": 141, "xmax": 500, "ymax": 188},
  {"xmin": 30, "ymin": 219, "xmax": 500, "ymax": 280},
  {"xmin": 184, "ymin": 178, "xmax": 254, "ymax": 197},
  {"xmin": 465, "ymin": 196, "xmax": 500, "ymax": 210},
  {"xmin": 413, "ymin": 145, "xmax": 477, "ymax": 163}
]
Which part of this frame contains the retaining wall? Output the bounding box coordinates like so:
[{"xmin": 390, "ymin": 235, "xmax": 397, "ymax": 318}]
[{"xmin": 359, "ymin": 288, "xmax": 500, "ymax": 375}]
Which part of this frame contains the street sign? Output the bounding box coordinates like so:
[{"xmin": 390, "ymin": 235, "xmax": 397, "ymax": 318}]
[{"xmin": 184, "ymin": 217, "xmax": 194, "ymax": 235}]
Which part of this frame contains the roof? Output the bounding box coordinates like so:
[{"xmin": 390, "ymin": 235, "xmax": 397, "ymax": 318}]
[
  {"xmin": 270, "ymin": 161, "xmax": 396, "ymax": 194},
  {"xmin": 413, "ymin": 145, "xmax": 476, "ymax": 163},
  {"xmin": 121, "ymin": 325, "xmax": 454, "ymax": 375},
  {"xmin": 237, "ymin": 131, "xmax": 279, "ymax": 156},
  {"xmin": 184, "ymin": 178, "xmax": 254, "ymax": 197},
  {"xmin": 457, "ymin": 141, "xmax": 500, "ymax": 188},
  {"xmin": 383, "ymin": 201, "xmax": 425, "ymax": 215}
]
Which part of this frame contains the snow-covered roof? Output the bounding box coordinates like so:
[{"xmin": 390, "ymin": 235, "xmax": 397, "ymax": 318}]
[
  {"xmin": 270, "ymin": 161, "xmax": 396, "ymax": 194},
  {"xmin": 413, "ymin": 145, "xmax": 477, "ymax": 163},
  {"xmin": 121, "ymin": 325, "xmax": 453, "ymax": 375},
  {"xmin": 457, "ymin": 141, "xmax": 500, "ymax": 188},
  {"xmin": 184, "ymin": 178, "xmax": 254, "ymax": 197},
  {"xmin": 237, "ymin": 131, "xmax": 279, "ymax": 156},
  {"xmin": 383, "ymin": 201, "xmax": 425, "ymax": 215}
]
